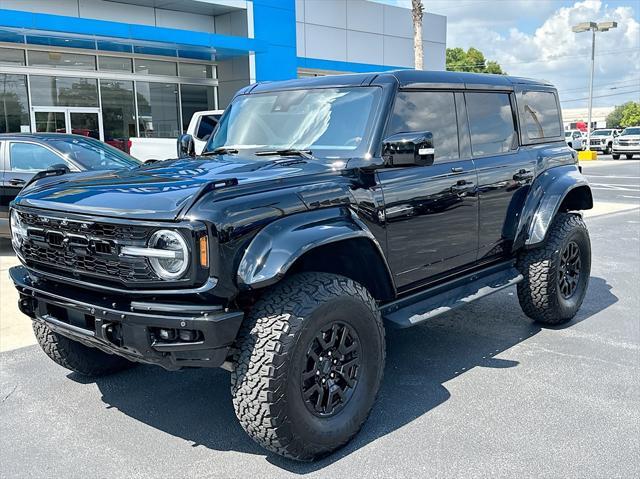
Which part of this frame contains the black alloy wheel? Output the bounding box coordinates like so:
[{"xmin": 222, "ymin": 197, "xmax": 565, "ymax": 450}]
[
  {"xmin": 301, "ymin": 322, "xmax": 361, "ymax": 417},
  {"xmin": 558, "ymin": 241, "xmax": 582, "ymax": 299}
]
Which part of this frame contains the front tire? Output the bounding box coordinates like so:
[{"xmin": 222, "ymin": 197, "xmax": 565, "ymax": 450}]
[
  {"xmin": 516, "ymin": 213, "xmax": 591, "ymax": 325},
  {"xmin": 626, "ymin": 154, "xmax": 634, "ymax": 159},
  {"xmin": 231, "ymin": 272, "xmax": 385, "ymax": 461},
  {"xmin": 612, "ymin": 153, "xmax": 620, "ymax": 160},
  {"xmin": 33, "ymin": 322, "xmax": 135, "ymax": 376},
  {"xmin": 605, "ymin": 143, "xmax": 612, "ymax": 155}
]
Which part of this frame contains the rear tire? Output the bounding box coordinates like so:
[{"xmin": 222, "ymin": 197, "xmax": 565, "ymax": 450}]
[
  {"xmin": 230, "ymin": 272, "xmax": 385, "ymax": 461},
  {"xmin": 626, "ymin": 154, "xmax": 634, "ymax": 159},
  {"xmin": 33, "ymin": 322, "xmax": 135, "ymax": 377},
  {"xmin": 612, "ymin": 153, "xmax": 620, "ymax": 160},
  {"xmin": 516, "ymin": 213, "xmax": 591, "ymax": 325}
]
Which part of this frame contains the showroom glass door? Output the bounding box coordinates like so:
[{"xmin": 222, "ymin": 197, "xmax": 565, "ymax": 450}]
[{"xmin": 31, "ymin": 107, "xmax": 103, "ymax": 141}]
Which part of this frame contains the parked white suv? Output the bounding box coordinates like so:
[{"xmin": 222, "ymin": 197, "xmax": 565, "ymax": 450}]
[
  {"xmin": 589, "ymin": 129, "xmax": 619, "ymax": 154},
  {"xmin": 565, "ymin": 130, "xmax": 585, "ymax": 150},
  {"xmin": 129, "ymin": 110, "xmax": 223, "ymax": 161},
  {"xmin": 613, "ymin": 126, "xmax": 640, "ymax": 159}
]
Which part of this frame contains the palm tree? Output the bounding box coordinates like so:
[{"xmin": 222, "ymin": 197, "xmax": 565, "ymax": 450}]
[{"xmin": 412, "ymin": 0, "xmax": 424, "ymax": 70}]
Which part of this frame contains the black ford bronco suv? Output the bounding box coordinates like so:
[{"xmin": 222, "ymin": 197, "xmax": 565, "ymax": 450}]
[{"xmin": 9, "ymin": 70, "xmax": 593, "ymax": 461}]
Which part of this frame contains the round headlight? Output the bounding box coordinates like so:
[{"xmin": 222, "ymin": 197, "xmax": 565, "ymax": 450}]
[
  {"xmin": 148, "ymin": 230, "xmax": 189, "ymax": 280},
  {"xmin": 10, "ymin": 209, "xmax": 27, "ymax": 249}
]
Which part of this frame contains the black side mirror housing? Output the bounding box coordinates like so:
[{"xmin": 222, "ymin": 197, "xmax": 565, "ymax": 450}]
[
  {"xmin": 177, "ymin": 134, "xmax": 196, "ymax": 158},
  {"xmin": 382, "ymin": 131, "xmax": 435, "ymax": 167}
]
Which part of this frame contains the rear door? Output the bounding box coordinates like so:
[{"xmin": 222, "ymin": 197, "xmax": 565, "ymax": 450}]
[
  {"xmin": 377, "ymin": 90, "xmax": 479, "ymax": 290},
  {"xmin": 466, "ymin": 91, "xmax": 536, "ymax": 260}
]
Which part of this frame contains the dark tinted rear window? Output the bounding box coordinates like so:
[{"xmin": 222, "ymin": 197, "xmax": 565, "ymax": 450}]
[
  {"xmin": 518, "ymin": 90, "xmax": 562, "ymax": 141},
  {"xmin": 465, "ymin": 92, "xmax": 517, "ymax": 156}
]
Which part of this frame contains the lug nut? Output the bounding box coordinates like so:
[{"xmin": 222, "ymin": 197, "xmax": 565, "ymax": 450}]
[
  {"xmin": 321, "ymin": 378, "xmax": 326, "ymax": 384},
  {"xmin": 316, "ymin": 371, "xmax": 320, "ymax": 376},
  {"xmin": 328, "ymin": 351, "xmax": 332, "ymax": 356},
  {"xmin": 330, "ymin": 373, "xmax": 335, "ymax": 378}
]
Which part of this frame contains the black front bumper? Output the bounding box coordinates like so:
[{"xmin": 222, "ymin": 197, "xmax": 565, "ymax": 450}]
[{"xmin": 10, "ymin": 266, "xmax": 244, "ymax": 370}]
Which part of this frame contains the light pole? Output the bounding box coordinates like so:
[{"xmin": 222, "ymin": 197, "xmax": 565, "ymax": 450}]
[{"xmin": 571, "ymin": 21, "xmax": 617, "ymax": 154}]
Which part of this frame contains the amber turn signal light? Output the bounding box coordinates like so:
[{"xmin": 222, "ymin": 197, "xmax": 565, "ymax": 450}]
[{"xmin": 199, "ymin": 236, "xmax": 209, "ymax": 268}]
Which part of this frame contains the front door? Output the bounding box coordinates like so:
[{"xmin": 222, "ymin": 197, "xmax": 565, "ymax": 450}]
[
  {"xmin": 31, "ymin": 107, "xmax": 103, "ymax": 141},
  {"xmin": 378, "ymin": 90, "xmax": 479, "ymax": 291}
]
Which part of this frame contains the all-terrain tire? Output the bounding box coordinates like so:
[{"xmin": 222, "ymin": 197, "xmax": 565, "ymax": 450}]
[
  {"xmin": 33, "ymin": 322, "xmax": 135, "ymax": 377},
  {"xmin": 516, "ymin": 213, "xmax": 591, "ymax": 325},
  {"xmin": 230, "ymin": 272, "xmax": 385, "ymax": 461}
]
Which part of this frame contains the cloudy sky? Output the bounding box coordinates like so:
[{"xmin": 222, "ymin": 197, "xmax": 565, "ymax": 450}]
[{"xmin": 377, "ymin": 0, "xmax": 640, "ymax": 109}]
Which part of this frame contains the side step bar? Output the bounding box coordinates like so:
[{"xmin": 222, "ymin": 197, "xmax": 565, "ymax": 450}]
[{"xmin": 381, "ymin": 261, "xmax": 523, "ymax": 328}]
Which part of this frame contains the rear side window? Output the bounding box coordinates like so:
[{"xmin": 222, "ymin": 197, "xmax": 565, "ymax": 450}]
[
  {"xmin": 387, "ymin": 91, "xmax": 459, "ymax": 162},
  {"xmin": 465, "ymin": 92, "xmax": 517, "ymax": 156},
  {"xmin": 518, "ymin": 90, "xmax": 562, "ymax": 141}
]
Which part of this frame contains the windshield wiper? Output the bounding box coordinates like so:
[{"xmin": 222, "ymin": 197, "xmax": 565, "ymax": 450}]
[
  {"xmin": 255, "ymin": 149, "xmax": 314, "ymax": 159},
  {"xmin": 202, "ymin": 147, "xmax": 239, "ymax": 156}
]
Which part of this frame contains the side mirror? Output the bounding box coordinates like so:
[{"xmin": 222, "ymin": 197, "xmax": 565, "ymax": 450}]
[
  {"xmin": 177, "ymin": 134, "xmax": 195, "ymax": 158},
  {"xmin": 382, "ymin": 131, "xmax": 434, "ymax": 167}
]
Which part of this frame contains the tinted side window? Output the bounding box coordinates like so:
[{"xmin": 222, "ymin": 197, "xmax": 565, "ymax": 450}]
[
  {"xmin": 387, "ymin": 91, "xmax": 459, "ymax": 162},
  {"xmin": 466, "ymin": 92, "xmax": 516, "ymax": 156},
  {"xmin": 519, "ymin": 90, "xmax": 562, "ymax": 141},
  {"xmin": 195, "ymin": 115, "xmax": 219, "ymax": 141},
  {"xmin": 9, "ymin": 142, "xmax": 62, "ymax": 171}
]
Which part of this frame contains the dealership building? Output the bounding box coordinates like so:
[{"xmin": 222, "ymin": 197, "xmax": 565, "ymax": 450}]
[{"xmin": 0, "ymin": 0, "xmax": 446, "ymax": 150}]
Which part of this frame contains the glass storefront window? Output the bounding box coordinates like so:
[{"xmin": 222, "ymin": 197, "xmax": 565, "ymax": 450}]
[
  {"xmin": 28, "ymin": 50, "xmax": 96, "ymax": 70},
  {"xmin": 179, "ymin": 63, "xmax": 213, "ymax": 79},
  {"xmin": 30, "ymin": 76, "xmax": 98, "ymax": 107},
  {"xmin": 100, "ymin": 79, "xmax": 136, "ymax": 152},
  {"xmin": 180, "ymin": 85, "xmax": 216, "ymax": 132},
  {"xmin": 98, "ymin": 56, "xmax": 133, "ymax": 73},
  {"xmin": 136, "ymin": 82, "xmax": 180, "ymax": 138},
  {"xmin": 0, "ymin": 74, "xmax": 30, "ymax": 133},
  {"xmin": 0, "ymin": 48, "xmax": 26, "ymax": 66},
  {"xmin": 134, "ymin": 59, "xmax": 177, "ymax": 76}
]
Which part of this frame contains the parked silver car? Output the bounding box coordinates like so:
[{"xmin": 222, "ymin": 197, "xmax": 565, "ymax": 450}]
[
  {"xmin": 565, "ymin": 129, "xmax": 585, "ymax": 150},
  {"xmin": 589, "ymin": 129, "xmax": 619, "ymax": 154},
  {"xmin": 612, "ymin": 126, "xmax": 640, "ymax": 159}
]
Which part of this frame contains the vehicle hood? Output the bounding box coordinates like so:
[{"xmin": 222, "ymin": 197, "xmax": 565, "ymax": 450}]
[{"xmin": 14, "ymin": 155, "xmax": 340, "ymax": 220}]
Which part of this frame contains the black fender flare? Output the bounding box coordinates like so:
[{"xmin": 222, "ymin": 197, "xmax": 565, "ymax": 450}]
[
  {"xmin": 514, "ymin": 165, "xmax": 592, "ymax": 250},
  {"xmin": 237, "ymin": 206, "xmax": 394, "ymax": 291}
]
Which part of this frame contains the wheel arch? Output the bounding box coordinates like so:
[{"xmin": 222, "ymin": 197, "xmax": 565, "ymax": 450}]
[
  {"xmin": 237, "ymin": 207, "xmax": 396, "ymax": 300},
  {"xmin": 514, "ymin": 165, "xmax": 593, "ymax": 250}
]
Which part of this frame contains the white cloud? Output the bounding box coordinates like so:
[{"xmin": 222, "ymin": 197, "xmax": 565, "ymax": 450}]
[{"xmin": 378, "ymin": 0, "xmax": 640, "ymax": 108}]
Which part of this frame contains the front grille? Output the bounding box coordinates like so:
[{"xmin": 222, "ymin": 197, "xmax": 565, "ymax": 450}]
[
  {"xmin": 618, "ymin": 139, "xmax": 639, "ymax": 146},
  {"xmin": 16, "ymin": 210, "xmax": 158, "ymax": 285}
]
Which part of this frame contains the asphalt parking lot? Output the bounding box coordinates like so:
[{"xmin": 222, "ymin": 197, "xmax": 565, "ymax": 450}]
[{"xmin": 1, "ymin": 157, "xmax": 639, "ymax": 478}]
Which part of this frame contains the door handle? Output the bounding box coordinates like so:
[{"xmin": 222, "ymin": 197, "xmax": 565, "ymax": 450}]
[
  {"xmin": 8, "ymin": 178, "xmax": 26, "ymax": 187},
  {"xmin": 513, "ymin": 169, "xmax": 533, "ymax": 182},
  {"xmin": 451, "ymin": 167, "xmax": 464, "ymax": 173}
]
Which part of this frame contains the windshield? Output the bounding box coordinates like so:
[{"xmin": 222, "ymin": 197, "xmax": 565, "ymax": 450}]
[
  {"xmin": 46, "ymin": 137, "xmax": 141, "ymax": 170},
  {"xmin": 622, "ymin": 127, "xmax": 640, "ymax": 135},
  {"xmin": 206, "ymin": 87, "xmax": 381, "ymax": 157},
  {"xmin": 592, "ymin": 130, "xmax": 611, "ymax": 136},
  {"xmin": 565, "ymin": 132, "xmax": 571, "ymax": 137}
]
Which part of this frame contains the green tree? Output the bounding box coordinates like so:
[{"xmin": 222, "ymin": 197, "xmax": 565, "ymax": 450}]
[
  {"xmin": 606, "ymin": 101, "xmax": 640, "ymax": 128},
  {"xmin": 446, "ymin": 47, "xmax": 506, "ymax": 75},
  {"xmin": 620, "ymin": 102, "xmax": 640, "ymax": 127}
]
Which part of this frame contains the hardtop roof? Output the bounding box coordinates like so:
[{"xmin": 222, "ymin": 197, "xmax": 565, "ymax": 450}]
[{"xmin": 246, "ymin": 70, "xmax": 554, "ymax": 94}]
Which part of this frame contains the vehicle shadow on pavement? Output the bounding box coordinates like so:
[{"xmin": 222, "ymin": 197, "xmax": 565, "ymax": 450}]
[{"xmin": 84, "ymin": 276, "xmax": 616, "ymax": 473}]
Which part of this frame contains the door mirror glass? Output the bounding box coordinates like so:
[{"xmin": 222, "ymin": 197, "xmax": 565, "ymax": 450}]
[
  {"xmin": 382, "ymin": 131, "xmax": 434, "ymax": 167},
  {"xmin": 177, "ymin": 133, "xmax": 195, "ymax": 158}
]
